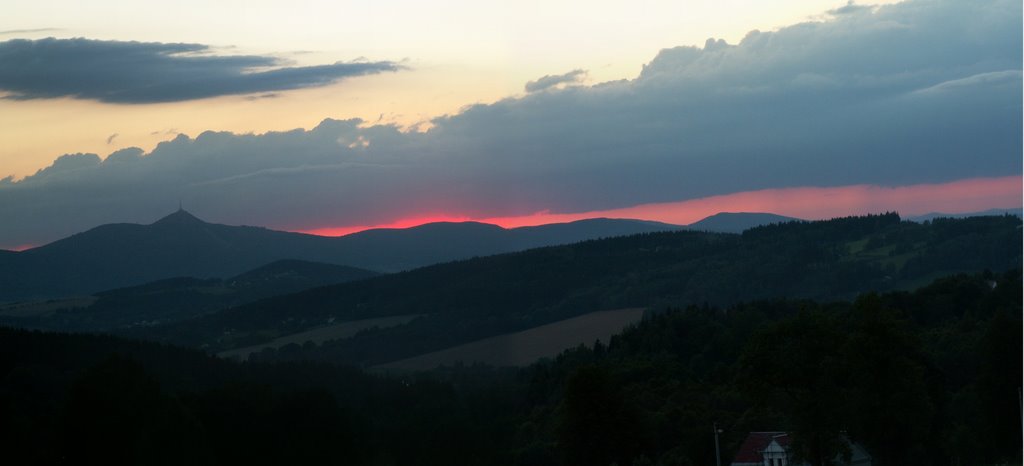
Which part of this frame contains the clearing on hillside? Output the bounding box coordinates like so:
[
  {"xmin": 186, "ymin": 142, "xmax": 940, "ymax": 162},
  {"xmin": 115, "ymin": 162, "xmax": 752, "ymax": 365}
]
[
  {"xmin": 0, "ymin": 297, "xmax": 97, "ymax": 318},
  {"xmin": 375, "ymin": 308, "xmax": 645, "ymax": 371},
  {"xmin": 219, "ymin": 314, "xmax": 420, "ymax": 360}
]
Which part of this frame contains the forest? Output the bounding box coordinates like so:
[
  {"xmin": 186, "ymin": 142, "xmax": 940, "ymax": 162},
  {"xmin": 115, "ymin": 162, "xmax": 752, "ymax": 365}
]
[
  {"xmin": 138, "ymin": 214, "xmax": 1022, "ymax": 367},
  {"xmin": 1, "ymin": 269, "xmax": 1020, "ymax": 465}
]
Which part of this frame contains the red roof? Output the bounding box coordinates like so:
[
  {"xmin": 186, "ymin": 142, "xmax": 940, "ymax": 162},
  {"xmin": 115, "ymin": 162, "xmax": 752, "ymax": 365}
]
[{"xmin": 732, "ymin": 432, "xmax": 791, "ymax": 464}]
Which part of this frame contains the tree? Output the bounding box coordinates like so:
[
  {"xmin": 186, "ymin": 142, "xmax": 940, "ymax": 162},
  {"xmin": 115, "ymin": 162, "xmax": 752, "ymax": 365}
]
[
  {"xmin": 558, "ymin": 365, "xmax": 649, "ymax": 466},
  {"xmin": 737, "ymin": 308, "xmax": 850, "ymax": 466},
  {"xmin": 60, "ymin": 355, "xmax": 208, "ymax": 465},
  {"xmin": 842, "ymin": 293, "xmax": 935, "ymax": 465},
  {"xmin": 975, "ymin": 311, "xmax": 1024, "ymax": 464}
]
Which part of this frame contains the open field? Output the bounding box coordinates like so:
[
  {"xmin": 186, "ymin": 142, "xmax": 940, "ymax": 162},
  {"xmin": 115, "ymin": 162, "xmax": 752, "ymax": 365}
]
[
  {"xmin": 219, "ymin": 314, "xmax": 420, "ymax": 360},
  {"xmin": 375, "ymin": 308, "xmax": 645, "ymax": 371},
  {"xmin": 0, "ymin": 297, "xmax": 97, "ymax": 318}
]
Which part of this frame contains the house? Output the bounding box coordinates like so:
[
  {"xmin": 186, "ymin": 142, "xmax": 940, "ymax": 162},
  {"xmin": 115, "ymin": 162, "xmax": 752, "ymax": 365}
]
[{"xmin": 730, "ymin": 432, "xmax": 872, "ymax": 466}]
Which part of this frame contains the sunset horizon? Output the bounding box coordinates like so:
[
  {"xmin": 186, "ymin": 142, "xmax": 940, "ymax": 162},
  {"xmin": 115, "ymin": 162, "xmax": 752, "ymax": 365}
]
[
  {"xmin": 1, "ymin": 1, "xmax": 1021, "ymax": 463},
  {"xmin": 2, "ymin": 0, "xmax": 1020, "ymax": 250}
]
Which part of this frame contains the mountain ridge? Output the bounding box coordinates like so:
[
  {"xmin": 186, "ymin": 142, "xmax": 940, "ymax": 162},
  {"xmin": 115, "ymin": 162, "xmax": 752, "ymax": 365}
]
[
  {"xmin": 0, "ymin": 210, "xmax": 685, "ymax": 301},
  {"xmin": 685, "ymin": 212, "xmax": 801, "ymax": 233},
  {"xmin": 9, "ymin": 208, "xmax": 1016, "ymax": 302},
  {"xmin": 128, "ymin": 214, "xmax": 1022, "ymax": 366}
]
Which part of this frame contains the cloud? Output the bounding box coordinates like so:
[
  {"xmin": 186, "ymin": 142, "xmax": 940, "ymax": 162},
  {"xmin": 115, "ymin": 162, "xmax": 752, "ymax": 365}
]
[
  {"xmin": 0, "ymin": 38, "xmax": 403, "ymax": 103},
  {"xmin": 0, "ymin": 0, "xmax": 1020, "ymax": 248},
  {"xmin": 910, "ymin": 70, "xmax": 1023, "ymax": 95},
  {"xmin": 243, "ymin": 93, "xmax": 280, "ymax": 101},
  {"xmin": 828, "ymin": 1, "xmax": 873, "ymax": 16},
  {"xmin": 0, "ymin": 28, "xmax": 61, "ymax": 36},
  {"xmin": 525, "ymin": 69, "xmax": 587, "ymax": 93}
]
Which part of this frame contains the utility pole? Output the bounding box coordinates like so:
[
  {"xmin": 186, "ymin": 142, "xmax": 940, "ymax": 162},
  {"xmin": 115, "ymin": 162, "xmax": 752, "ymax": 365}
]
[{"xmin": 714, "ymin": 422, "xmax": 723, "ymax": 466}]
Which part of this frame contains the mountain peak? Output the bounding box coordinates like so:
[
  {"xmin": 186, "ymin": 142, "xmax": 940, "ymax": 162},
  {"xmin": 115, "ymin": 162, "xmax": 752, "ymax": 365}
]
[
  {"xmin": 687, "ymin": 212, "xmax": 800, "ymax": 234},
  {"xmin": 152, "ymin": 208, "xmax": 205, "ymax": 226}
]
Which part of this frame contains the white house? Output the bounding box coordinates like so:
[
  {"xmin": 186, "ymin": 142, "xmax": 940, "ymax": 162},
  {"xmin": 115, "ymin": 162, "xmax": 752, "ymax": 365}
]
[{"xmin": 730, "ymin": 432, "xmax": 872, "ymax": 466}]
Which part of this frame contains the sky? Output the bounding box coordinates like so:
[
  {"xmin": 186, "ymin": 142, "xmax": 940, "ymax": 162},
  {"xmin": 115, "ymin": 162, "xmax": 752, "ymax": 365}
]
[{"xmin": 0, "ymin": 0, "xmax": 1021, "ymax": 249}]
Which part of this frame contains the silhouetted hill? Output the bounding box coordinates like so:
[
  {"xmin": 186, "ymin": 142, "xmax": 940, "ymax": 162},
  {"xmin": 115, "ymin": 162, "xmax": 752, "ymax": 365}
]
[
  {"xmin": 332, "ymin": 222, "xmax": 511, "ymax": 271},
  {"xmin": 1, "ymin": 210, "xmax": 336, "ymax": 301},
  {"xmin": 0, "ymin": 211, "xmax": 680, "ymax": 301},
  {"xmin": 319, "ymin": 218, "xmax": 682, "ymax": 271},
  {"xmin": 513, "ymin": 218, "xmax": 681, "ymax": 243},
  {"xmin": 131, "ymin": 214, "xmax": 1021, "ymax": 366},
  {"xmin": 0, "ymin": 259, "xmax": 378, "ymax": 331},
  {"xmin": 228, "ymin": 259, "xmax": 378, "ymax": 287},
  {"xmin": 687, "ymin": 212, "xmax": 800, "ymax": 233}
]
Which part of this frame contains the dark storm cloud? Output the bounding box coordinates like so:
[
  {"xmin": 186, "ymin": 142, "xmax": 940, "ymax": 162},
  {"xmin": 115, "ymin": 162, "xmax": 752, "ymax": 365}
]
[
  {"xmin": 0, "ymin": 0, "xmax": 1020, "ymax": 248},
  {"xmin": 0, "ymin": 38, "xmax": 402, "ymax": 103},
  {"xmin": 525, "ymin": 69, "xmax": 587, "ymax": 93}
]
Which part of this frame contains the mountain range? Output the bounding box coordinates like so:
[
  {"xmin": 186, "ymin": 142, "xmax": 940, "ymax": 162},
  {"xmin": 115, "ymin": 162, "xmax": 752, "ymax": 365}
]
[
  {"xmin": 4, "ymin": 207, "xmax": 1015, "ymax": 304},
  {"xmin": 0, "ymin": 210, "xmax": 682, "ymax": 301},
  {"xmin": 128, "ymin": 213, "xmax": 1022, "ymax": 366},
  {"xmin": 0, "ymin": 210, "xmax": 794, "ymax": 302}
]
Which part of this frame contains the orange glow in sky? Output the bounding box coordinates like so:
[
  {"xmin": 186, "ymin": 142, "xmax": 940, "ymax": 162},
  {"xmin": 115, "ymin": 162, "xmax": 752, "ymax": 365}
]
[{"xmin": 296, "ymin": 175, "xmax": 1023, "ymax": 236}]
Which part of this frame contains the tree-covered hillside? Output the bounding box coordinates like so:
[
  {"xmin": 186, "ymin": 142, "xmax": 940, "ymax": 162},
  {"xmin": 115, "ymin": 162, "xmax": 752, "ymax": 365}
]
[
  {"xmin": 510, "ymin": 269, "xmax": 1022, "ymax": 466},
  {"xmin": 2, "ymin": 270, "xmax": 1019, "ymax": 465},
  {"xmin": 0, "ymin": 259, "xmax": 379, "ymax": 331},
  {"xmin": 134, "ymin": 214, "xmax": 1021, "ymax": 366}
]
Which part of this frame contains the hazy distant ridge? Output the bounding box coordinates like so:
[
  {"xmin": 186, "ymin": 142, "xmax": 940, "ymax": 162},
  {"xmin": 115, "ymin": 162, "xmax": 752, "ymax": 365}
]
[
  {"xmin": 686, "ymin": 212, "xmax": 800, "ymax": 234},
  {"xmin": 0, "ymin": 210, "xmax": 682, "ymax": 301}
]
